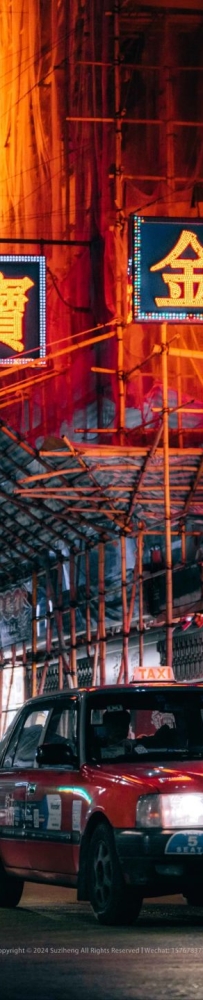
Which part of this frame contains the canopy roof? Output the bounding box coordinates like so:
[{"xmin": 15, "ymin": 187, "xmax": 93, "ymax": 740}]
[{"xmin": 0, "ymin": 418, "xmax": 202, "ymax": 592}]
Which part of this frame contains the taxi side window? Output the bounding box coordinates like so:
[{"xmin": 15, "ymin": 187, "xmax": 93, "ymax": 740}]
[
  {"xmin": 6, "ymin": 709, "xmax": 50, "ymax": 769},
  {"xmin": 2, "ymin": 715, "xmax": 27, "ymax": 769},
  {"xmin": 45, "ymin": 703, "xmax": 78, "ymax": 762}
]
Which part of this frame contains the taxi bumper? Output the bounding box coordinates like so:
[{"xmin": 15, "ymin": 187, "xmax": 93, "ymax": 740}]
[{"xmin": 114, "ymin": 828, "xmax": 203, "ymax": 895}]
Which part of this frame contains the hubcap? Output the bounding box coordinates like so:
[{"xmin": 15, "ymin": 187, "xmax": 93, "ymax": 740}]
[{"xmin": 93, "ymin": 839, "xmax": 113, "ymax": 909}]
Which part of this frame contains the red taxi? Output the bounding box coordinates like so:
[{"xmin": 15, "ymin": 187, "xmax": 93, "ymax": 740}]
[{"xmin": 0, "ymin": 683, "xmax": 203, "ymax": 924}]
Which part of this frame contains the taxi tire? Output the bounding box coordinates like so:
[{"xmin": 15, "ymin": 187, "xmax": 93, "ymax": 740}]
[
  {"xmin": 186, "ymin": 888, "xmax": 203, "ymax": 907},
  {"xmin": 89, "ymin": 821, "xmax": 142, "ymax": 926},
  {"xmin": 0, "ymin": 865, "xmax": 24, "ymax": 908},
  {"xmin": 123, "ymin": 885, "xmax": 143, "ymax": 925}
]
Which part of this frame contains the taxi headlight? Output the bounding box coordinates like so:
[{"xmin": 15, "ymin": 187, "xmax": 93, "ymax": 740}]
[{"xmin": 136, "ymin": 792, "xmax": 203, "ymax": 829}]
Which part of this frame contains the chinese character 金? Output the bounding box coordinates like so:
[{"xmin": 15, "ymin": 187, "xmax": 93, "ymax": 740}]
[{"xmin": 150, "ymin": 229, "xmax": 203, "ymax": 309}]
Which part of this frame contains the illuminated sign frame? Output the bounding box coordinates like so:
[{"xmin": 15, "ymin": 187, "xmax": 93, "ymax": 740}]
[
  {"xmin": 131, "ymin": 216, "xmax": 203, "ymax": 323},
  {"xmin": 0, "ymin": 255, "xmax": 46, "ymax": 364}
]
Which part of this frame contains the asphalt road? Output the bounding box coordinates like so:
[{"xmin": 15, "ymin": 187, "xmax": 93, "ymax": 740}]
[{"xmin": 1, "ymin": 886, "xmax": 203, "ymax": 1000}]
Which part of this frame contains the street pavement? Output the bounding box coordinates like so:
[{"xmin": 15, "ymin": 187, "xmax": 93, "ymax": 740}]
[{"xmin": 0, "ymin": 885, "xmax": 203, "ymax": 1000}]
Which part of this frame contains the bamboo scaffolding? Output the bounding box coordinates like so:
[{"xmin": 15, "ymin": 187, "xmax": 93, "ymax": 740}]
[
  {"xmin": 70, "ymin": 551, "xmax": 78, "ymax": 688},
  {"xmin": 74, "ymin": 446, "xmax": 203, "ymax": 457},
  {"xmin": 32, "ymin": 570, "xmax": 37, "ymax": 697},
  {"xmin": 98, "ymin": 542, "xmax": 106, "ymax": 686},
  {"xmin": 125, "ymin": 422, "xmax": 163, "ymax": 525},
  {"xmin": 17, "ymin": 485, "xmax": 203, "ymax": 493},
  {"xmin": 161, "ymin": 324, "xmax": 173, "ymax": 668},
  {"xmin": 38, "ymin": 571, "xmax": 54, "ymax": 697},
  {"xmin": 40, "ymin": 446, "xmax": 203, "ymax": 458},
  {"xmin": 2, "ymin": 647, "xmax": 16, "ymax": 737},
  {"xmin": 176, "ymin": 356, "xmax": 186, "ymax": 562},
  {"xmin": 138, "ymin": 527, "xmax": 144, "ymax": 668},
  {"xmin": 58, "ymin": 560, "xmax": 64, "ymax": 691},
  {"xmin": 85, "ymin": 548, "xmax": 91, "ymax": 658},
  {"xmin": 117, "ymin": 547, "xmax": 138, "ymax": 684},
  {"xmin": 154, "ymin": 346, "xmax": 203, "ymax": 360},
  {"xmin": 38, "ymin": 659, "xmax": 49, "ymax": 697},
  {"xmin": 22, "ymin": 642, "xmax": 27, "ymax": 703},
  {"xmin": 45, "ymin": 563, "xmax": 73, "ymax": 688},
  {"xmin": 66, "ymin": 117, "xmax": 203, "ymax": 127},
  {"xmin": 62, "ymin": 436, "xmax": 131, "ymax": 531},
  {"xmin": 92, "ymin": 625, "xmax": 100, "ymax": 687},
  {"xmin": 114, "ymin": 1, "xmax": 125, "ymax": 443},
  {"xmin": 121, "ymin": 535, "xmax": 129, "ymax": 684}
]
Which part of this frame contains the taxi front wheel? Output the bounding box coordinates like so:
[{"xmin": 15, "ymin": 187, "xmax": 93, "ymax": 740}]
[
  {"xmin": 0, "ymin": 863, "xmax": 24, "ymax": 908},
  {"xmin": 185, "ymin": 888, "xmax": 203, "ymax": 907},
  {"xmin": 89, "ymin": 822, "xmax": 142, "ymax": 925}
]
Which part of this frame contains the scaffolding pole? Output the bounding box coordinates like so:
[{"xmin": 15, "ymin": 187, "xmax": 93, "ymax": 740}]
[
  {"xmin": 92, "ymin": 625, "xmax": 100, "ymax": 687},
  {"xmin": 121, "ymin": 534, "xmax": 129, "ymax": 683},
  {"xmin": 32, "ymin": 570, "xmax": 37, "ymax": 697},
  {"xmin": 98, "ymin": 542, "xmax": 106, "ymax": 686},
  {"xmin": 138, "ymin": 526, "xmax": 144, "ymax": 667},
  {"xmin": 161, "ymin": 323, "xmax": 173, "ymax": 668},
  {"xmin": 85, "ymin": 547, "xmax": 91, "ymax": 657},
  {"xmin": 38, "ymin": 571, "xmax": 54, "ymax": 697},
  {"xmin": 57, "ymin": 560, "xmax": 64, "ymax": 691},
  {"xmin": 22, "ymin": 642, "xmax": 27, "ymax": 703},
  {"xmin": 70, "ymin": 551, "xmax": 78, "ymax": 688},
  {"xmin": 176, "ymin": 355, "xmax": 186, "ymax": 564},
  {"xmin": 2, "ymin": 646, "xmax": 16, "ymax": 736},
  {"xmin": 117, "ymin": 546, "xmax": 138, "ymax": 684},
  {"xmin": 114, "ymin": 1, "xmax": 125, "ymax": 442}
]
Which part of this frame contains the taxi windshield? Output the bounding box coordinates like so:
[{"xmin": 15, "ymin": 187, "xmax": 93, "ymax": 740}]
[{"xmin": 85, "ymin": 688, "xmax": 203, "ymax": 764}]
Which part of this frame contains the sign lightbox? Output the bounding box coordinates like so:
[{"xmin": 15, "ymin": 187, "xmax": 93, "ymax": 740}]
[
  {"xmin": 0, "ymin": 255, "xmax": 46, "ymax": 363},
  {"xmin": 131, "ymin": 217, "xmax": 203, "ymax": 322}
]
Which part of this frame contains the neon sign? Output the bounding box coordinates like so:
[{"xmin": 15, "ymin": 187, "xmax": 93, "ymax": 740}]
[
  {"xmin": 0, "ymin": 256, "xmax": 46, "ymax": 363},
  {"xmin": 131, "ymin": 217, "xmax": 203, "ymax": 322}
]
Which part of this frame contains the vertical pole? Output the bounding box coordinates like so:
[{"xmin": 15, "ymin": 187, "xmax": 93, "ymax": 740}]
[
  {"xmin": 114, "ymin": 1, "xmax": 125, "ymax": 443},
  {"xmin": 39, "ymin": 568, "xmax": 54, "ymax": 697},
  {"xmin": 22, "ymin": 641, "xmax": 27, "ymax": 703},
  {"xmin": 161, "ymin": 323, "xmax": 173, "ymax": 668},
  {"xmin": 163, "ymin": 18, "xmax": 175, "ymax": 213},
  {"xmin": 121, "ymin": 534, "xmax": 129, "ymax": 683},
  {"xmin": 38, "ymin": 659, "xmax": 49, "ymax": 697},
  {"xmin": 117, "ymin": 544, "xmax": 138, "ymax": 684},
  {"xmin": 32, "ymin": 570, "xmax": 37, "ymax": 697},
  {"xmin": 57, "ymin": 560, "xmax": 63, "ymax": 691},
  {"xmin": 177, "ymin": 355, "xmax": 186, "ymax": 563},
  {"xmin": 138, "ymin": 526, "xmax": 144, "ymax": 666},
  {"xmin": 177, "ymin": 355, "xmax": 183, "ymax": 449},
  {"xmin": 92, "ymin": 625, "xmax": 100, "ymax": 687},
  {"xmin": 46, "ymin": 573, "xmax": 52, "ymax": 662},
  {"xmin": 70, "ymin": 550, "xmax": 78, "ymax": 688},
  {"xmin": 98, "ymin": 542, "xmax": 106, "ymax": 686},
  {"xmin": 85, "ymin": 547, "xmax": 91, "ymax": 657},
  {"xmin": 3, "ymin": 647, "xmax": 15, "ymax": 736}
]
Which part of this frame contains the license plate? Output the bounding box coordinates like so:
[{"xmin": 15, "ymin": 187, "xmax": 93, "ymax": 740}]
[{"xmin": 165, "ymin": 831, "xmax": 203, "ymax": 855}]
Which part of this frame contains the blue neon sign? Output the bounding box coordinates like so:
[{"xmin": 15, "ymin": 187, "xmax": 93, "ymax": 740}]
[{"xmin": 131, "ymin": 216, "xmax": 203, "ymax": 322}]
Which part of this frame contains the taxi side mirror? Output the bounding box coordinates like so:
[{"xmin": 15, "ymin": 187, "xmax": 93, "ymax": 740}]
[{"xmin": 36, "ymin": 741, "xmax": 75, "ymax": 767}]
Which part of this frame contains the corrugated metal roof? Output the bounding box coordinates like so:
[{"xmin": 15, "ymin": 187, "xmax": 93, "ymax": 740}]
[{"xmin": 0, "ymin": 419, "xmax": 203, "ymax": 589}]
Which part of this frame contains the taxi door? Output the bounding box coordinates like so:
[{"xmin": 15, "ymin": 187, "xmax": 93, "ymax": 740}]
[
  {"xmin": 0, "ymin": 705, "xmax": 50, "ymax": 872},
  {"xmin": 24, "ymin": 698, "xmax": 83, "ymax": 879}
]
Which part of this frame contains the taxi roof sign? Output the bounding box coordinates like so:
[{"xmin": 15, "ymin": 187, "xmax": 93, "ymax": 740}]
[{"xmin": 131, "ymin": 665, "xmax": 175, "ymax": 683}]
